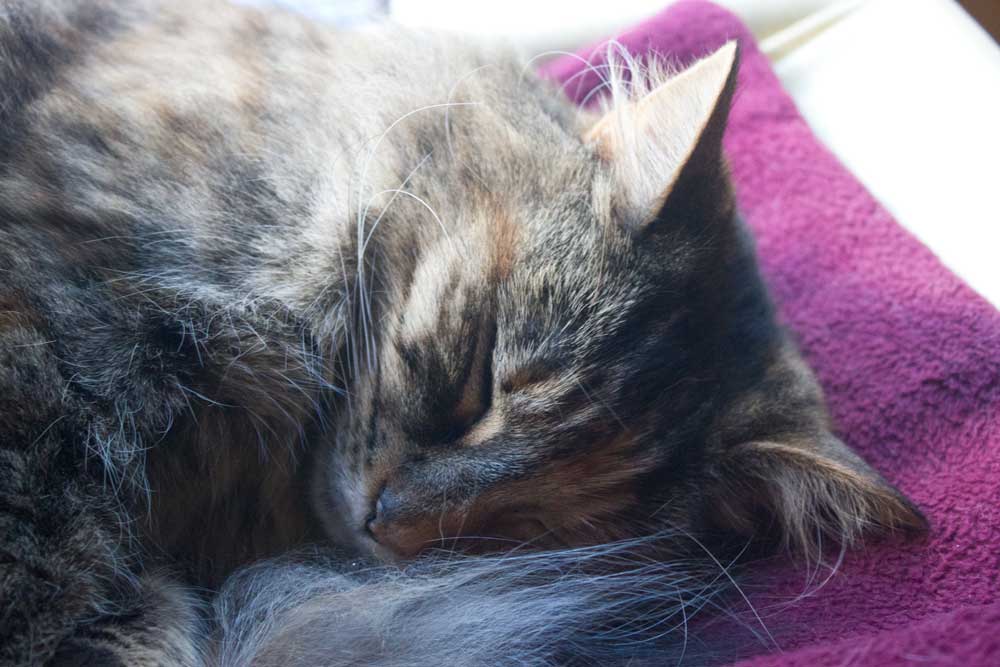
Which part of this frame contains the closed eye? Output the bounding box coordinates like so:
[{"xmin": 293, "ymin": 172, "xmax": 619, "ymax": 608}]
[
  {"xmin": 446, "ymin": 319, "xmax": 495, "ymax": 441},
  {"xmin": 500, "ymin": 360, "xmax": 558, "ymax": 394}
]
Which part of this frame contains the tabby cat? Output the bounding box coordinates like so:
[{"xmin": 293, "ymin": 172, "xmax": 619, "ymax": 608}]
[{"xmin": 0, "ymin": 1, "xmax": 925, "ymax": 665}]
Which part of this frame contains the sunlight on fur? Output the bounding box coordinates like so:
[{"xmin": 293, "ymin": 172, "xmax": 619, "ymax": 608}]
[{"xmin": 213, "ymin": 534, "xmax": 762, "ymax": 667}]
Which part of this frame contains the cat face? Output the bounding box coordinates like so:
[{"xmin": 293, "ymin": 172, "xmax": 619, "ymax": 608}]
[
  {"xmin": 323, "ymin": 187, "xmax": 699, "ymax": 558},
  {"xmin": 316, "ymin": 44, "xmax": 924, "ymax": 561}
]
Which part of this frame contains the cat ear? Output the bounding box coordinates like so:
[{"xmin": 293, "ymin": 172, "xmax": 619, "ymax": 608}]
[
  {"xmin": 704, "ymin": 433, "xmax": 927, "ymax": 557},
  {"xmin": 586, "ymin": 41, "xmax": 739, "ymax": 231}
]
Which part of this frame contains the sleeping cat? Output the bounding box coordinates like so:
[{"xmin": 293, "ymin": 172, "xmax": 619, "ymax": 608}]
[{"xmin": 0, "ymin": 1, "xmax": 926, "ymax": 665}]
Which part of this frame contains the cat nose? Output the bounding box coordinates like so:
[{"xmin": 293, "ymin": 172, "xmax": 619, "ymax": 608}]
[
  {"xmin": 364, "ymin": 486, "xmax": 398, "ymax": 540},
  {"xmin": 363, "ymin": 487, "xmax": 442, "ymax": 559}
]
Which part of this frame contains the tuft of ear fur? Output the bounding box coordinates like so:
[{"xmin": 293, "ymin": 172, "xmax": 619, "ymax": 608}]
[
  {"xmin": 585, "ymin": 41, "xmax": 739, "ymax": 229},
  {"xmin": 705, "ymin": 436, "xmax": 928, "ymax": 561}
]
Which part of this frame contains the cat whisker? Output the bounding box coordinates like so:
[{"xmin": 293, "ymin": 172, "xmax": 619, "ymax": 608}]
[
  {"xmin": 371, "ymin": 189, "xmax": 458, "ymax": 257},
  {"xmin": 579, "ymin": 79, "xmax": 617, "ymax": 108},
  {"xmin": 673, "ymin": 527, "xmax": 779, "ymax": 651},
  {"xmin": 553, "ymin": 55, "xmax": 616, "ymax": 100},
  {"xmin": 444, "ymin": 68, "xmax": 489, "ymax": 142},
  {"xmin": 353, "ymin": 100, "xmax": 481, "ymax": 241},
  {"xmin": 520, "ymin": 49, "xmax": 594, "ymax": 80},
  {"xmin": 360, "ymin": 152, "xmax": 434, "ymax": 256},
  {"xmin": 571, "ymin": 373, "xmax": 627, "ymax": 430}
]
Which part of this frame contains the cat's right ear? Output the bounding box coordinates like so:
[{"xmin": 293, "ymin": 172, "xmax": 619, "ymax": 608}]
[{"xmin": 585, "ymin": 42, "xmax": 739, "ymax": 234}]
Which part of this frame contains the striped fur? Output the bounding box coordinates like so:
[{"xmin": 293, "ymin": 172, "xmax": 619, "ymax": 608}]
[{"xmin": 0, "ymin": 1, "xmax": 924, "ymax": 664}]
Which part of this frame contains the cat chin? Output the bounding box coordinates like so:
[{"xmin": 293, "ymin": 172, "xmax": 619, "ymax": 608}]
[{"xmin": 310, "ymin": 456, "xmax": 378, "ymax": 557}]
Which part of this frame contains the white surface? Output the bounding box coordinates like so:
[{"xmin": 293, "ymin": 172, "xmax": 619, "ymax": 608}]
[
  {"xmin": 770, "ymin": 0, "xmax": 1000, "ymax": 307},
  {"xmin": 392, "ymin": 0, "xmax": 665, "ymax": 54},
  {"xmin": 390, "ymin": 0, "xmax": 835, "ymax": 53},
  {"xmin": 235, "ymin": 0, "xmax": 385, "ymax": 25}
]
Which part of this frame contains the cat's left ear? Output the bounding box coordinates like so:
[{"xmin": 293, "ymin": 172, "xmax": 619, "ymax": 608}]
[
  {"xmin": 703, "ymin": 432, "xmax": 928, "ymax": 558},
  {"xmin": 586, "ymin": 42, "xmax": 739, "ymax": 231}
]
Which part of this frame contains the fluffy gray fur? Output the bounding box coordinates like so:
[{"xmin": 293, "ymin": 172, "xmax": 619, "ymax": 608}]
[{"xmin": 212, "ymin": 536, "xmax": 748, "ymax": 667}]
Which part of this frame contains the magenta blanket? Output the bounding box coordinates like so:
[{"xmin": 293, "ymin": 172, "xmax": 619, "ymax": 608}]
[{"xmin": 544, "ymin": 2, "xmax": 1000, "ymax": 665}]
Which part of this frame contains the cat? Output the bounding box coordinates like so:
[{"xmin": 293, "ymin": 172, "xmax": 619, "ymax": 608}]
[{"xmin": 0, "ymin": 1, "xmax": 926, "ymax": 665}]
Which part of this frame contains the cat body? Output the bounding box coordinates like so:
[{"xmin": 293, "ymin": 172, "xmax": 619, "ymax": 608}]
[
  {"xmin": 0, "ymin": 1, "xmax": 923, "ymax": 664},
  {"xmin": 2, "ymin": 0, "xmax": 531, "ymax": 584}
]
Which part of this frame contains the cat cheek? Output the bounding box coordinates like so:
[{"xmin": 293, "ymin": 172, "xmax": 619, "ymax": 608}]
[
  {"xmin": 483, "ymin": 516, "xmax": 556, "ymax": 547},
  {"xmin": 366, "ymin": 509, "xmax": 473, "ymax": 560}
]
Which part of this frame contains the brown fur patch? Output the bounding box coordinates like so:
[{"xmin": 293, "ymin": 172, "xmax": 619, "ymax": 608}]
[
  {"xmin": 489, "ymin": 207, "xmax": 520, "ymax": 282},
  {"xmin": 497, "ymin": 431, "xmax": 658, "ymax": 540},
  {"xmin": 462, "ymin": 409, "xmax": 504, "ymax": 447},
  {"xmin": 363, "ymin": 429, "xmax": 658, "ymax": 557}
]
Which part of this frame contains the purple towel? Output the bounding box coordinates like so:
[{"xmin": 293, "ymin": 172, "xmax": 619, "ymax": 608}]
[{"xmin": 544, "ymin": 2, "xmax": 1000, "ymax": 665}]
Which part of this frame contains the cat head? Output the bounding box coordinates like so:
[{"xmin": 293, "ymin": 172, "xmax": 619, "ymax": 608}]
[{"xmin": 316, "ymin": 43, "xmax": 925, "ymax": 562}]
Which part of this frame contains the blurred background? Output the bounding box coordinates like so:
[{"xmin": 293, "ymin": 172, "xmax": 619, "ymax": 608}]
[{"xmin": 240, "ymin": 0, "xmax": 1000, "ymax": 308}]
